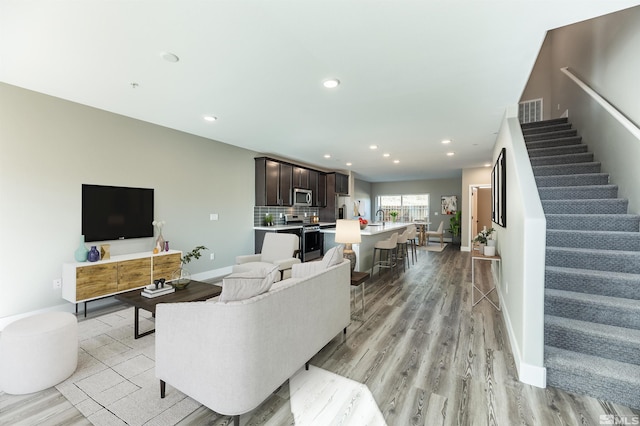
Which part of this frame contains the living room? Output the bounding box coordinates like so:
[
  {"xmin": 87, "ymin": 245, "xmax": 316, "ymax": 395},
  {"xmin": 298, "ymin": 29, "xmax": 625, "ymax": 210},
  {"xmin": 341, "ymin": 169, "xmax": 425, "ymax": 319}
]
[{"xmin": 2, "ymin": 1, "xmax": 640, "ymax": 424}]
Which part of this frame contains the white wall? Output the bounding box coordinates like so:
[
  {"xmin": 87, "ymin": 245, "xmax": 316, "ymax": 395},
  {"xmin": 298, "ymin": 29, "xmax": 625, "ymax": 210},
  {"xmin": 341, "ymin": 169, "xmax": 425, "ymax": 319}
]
[
  {"xmin": 494, "ymin": 107, "xmax": 547, "ymax": 388},
  {"xmin": 0, "ymin": 83, "xmax": 257, "ymax": 323}
]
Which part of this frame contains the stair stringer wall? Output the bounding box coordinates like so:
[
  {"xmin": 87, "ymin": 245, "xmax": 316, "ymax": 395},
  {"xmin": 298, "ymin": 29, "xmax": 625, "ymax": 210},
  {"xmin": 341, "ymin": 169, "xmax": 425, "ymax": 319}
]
[{"xmin": 492, "ymin": 106, "xmax": 547, "ymax": 388}]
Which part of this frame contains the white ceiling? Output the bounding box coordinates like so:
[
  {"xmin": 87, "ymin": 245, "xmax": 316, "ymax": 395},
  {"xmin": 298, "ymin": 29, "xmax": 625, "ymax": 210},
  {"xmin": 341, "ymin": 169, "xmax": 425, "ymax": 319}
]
[{"xmin": 2, "ymin": 1, "xmax": 638, "ymax": 182}]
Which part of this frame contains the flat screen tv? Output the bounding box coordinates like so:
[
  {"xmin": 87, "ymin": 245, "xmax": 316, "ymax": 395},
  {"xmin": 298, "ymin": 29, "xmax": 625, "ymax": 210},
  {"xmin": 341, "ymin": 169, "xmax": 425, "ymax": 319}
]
[{"xmin": 82, "ymin": 184, "xmax": 154, "ymax": 242}]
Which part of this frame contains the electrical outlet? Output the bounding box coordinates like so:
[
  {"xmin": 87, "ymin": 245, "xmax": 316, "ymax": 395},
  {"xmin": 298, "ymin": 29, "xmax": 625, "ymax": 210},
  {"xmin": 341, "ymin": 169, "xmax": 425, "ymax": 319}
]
[
  {"xmin": 53, "ymin": 278, "xmax": 62, "ymax": 289},
  {"xmin": 210, "ymin": 213, "xmax": 219, "ymax": 221},
  {"xmin": 210, "ymin": 253, "xmax": 215, "ymax": 261}
]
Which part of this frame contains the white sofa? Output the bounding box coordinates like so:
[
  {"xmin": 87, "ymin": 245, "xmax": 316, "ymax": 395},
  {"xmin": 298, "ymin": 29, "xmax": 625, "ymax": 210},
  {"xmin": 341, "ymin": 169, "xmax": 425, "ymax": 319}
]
[{"xmin": 155, "ymin": 258, "xmax": 351, "ymax": 424}]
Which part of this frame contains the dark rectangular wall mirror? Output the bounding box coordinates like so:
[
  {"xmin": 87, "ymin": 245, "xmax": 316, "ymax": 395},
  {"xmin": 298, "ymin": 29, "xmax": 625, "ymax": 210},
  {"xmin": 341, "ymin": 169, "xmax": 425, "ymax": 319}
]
[{"xmin": 492, "ymin": 147, "xmax": 506, "ymax": 227}]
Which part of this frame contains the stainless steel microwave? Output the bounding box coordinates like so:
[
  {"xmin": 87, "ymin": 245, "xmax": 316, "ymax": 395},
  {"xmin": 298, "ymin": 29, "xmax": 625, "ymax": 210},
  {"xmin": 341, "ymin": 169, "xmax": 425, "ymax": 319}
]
[{"xmin": 293, "ymin": 188, "xmax": 312, "ymax": 206}]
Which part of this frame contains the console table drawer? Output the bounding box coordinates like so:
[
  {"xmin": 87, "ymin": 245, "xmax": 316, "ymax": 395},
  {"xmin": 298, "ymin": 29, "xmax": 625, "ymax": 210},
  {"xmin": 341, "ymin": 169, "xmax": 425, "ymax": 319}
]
[
  {"xmin": 152, "ymin": 252, "xmax": 181, "ymax": 281},
  {"xmin": 118, "ymin": 258, "xmax": 152, "ymax": 291},
  {"xmin": 76, "ymin": 263, "xmax": 118, "ymax": 300}
]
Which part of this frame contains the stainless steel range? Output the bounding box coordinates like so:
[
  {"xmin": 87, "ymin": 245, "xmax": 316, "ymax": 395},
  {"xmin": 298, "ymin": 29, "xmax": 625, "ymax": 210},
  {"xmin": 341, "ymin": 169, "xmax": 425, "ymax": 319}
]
[{"xmin": 284, "ymin": 214, "xmax": 322, "ymax": 262}]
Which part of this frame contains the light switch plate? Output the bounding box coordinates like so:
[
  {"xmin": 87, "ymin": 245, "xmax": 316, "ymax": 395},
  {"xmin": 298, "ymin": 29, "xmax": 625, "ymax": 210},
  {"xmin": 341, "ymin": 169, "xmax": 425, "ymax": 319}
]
[{"xmin": 210, "ymin": 213, "xmax": 219, "ymax": 221}]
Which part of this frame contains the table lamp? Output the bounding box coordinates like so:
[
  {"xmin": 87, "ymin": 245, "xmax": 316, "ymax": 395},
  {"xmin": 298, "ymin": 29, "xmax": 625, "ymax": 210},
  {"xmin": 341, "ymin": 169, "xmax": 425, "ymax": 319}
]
[{"xmin": 335, "ymin": 219, "xmax": 361, "ymax": 272}]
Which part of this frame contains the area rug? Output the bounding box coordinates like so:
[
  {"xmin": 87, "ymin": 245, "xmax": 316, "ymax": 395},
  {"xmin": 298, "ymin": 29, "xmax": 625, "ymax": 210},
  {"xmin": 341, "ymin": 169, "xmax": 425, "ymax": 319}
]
[
  {"xmin": 56, "ymin": 307, "xmax": 385, "ymax": 425},
  {"xmin": 421, "ymin": 243, "xmax": 448, "ymax": 252}
]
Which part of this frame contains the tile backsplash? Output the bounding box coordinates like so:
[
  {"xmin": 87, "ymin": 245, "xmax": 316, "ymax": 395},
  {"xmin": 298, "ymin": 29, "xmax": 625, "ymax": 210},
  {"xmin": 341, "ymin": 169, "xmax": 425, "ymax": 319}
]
[{"xmin": 254, "ymin": 206, "xmax": 322, "ymax": 226}]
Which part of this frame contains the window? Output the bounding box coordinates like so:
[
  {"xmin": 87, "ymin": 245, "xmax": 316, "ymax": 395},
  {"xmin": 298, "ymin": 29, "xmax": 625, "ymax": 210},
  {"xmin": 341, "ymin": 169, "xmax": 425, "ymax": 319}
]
[{"xmin": 375, "ymin": 194, "xmax": 429, "ymax": 222}]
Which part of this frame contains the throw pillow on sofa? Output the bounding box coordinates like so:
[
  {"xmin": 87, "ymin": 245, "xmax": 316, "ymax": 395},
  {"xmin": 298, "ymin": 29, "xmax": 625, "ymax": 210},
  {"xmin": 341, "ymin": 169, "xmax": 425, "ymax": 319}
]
[
  {"xmin": 321, "ymin": 245, "xmax": 344, "ymax": 269},
  {"xmin": 219, "ymin": 265, "xmax": 279, "ymax": 302}
]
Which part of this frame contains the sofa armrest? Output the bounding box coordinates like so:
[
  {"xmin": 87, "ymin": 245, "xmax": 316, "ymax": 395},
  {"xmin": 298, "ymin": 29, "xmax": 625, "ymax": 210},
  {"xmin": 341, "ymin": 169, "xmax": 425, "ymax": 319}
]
[
  {"xmin": 235, "ymin": 254, "xmax": 261, "ymax": 264},
  {"xmin": 274, "ymin": 257, "xmax": 301, "ymax": 271},
  {"xmin": 291, "ymin": 262, "xmax": 325, "ymax": 278}
]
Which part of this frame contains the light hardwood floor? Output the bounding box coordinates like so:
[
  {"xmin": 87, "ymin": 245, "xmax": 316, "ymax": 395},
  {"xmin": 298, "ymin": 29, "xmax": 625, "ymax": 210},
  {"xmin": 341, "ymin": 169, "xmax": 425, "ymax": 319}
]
[{"xmin": 1, "ymin": 247, "xmax": 638, "ymax": 425}]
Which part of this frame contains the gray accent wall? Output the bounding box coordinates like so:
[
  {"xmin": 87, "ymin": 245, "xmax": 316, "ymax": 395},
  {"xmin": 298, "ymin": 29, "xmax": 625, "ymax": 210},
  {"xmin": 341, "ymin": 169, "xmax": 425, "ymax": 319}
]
[
  {"xmin": 521, "ymin": 5, "xmax": 640, "ymax": 214},
  {"xmin": 0, "ymin": 83, "xmax": 257, "ymax": 320}
]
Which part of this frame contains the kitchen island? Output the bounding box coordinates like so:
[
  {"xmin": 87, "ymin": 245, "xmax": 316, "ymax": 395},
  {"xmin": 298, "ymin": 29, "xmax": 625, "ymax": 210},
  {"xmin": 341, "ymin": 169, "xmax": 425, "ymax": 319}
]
[{"xmin": 321, "ymin": 222, "xmax": 409, "ymax": 273}]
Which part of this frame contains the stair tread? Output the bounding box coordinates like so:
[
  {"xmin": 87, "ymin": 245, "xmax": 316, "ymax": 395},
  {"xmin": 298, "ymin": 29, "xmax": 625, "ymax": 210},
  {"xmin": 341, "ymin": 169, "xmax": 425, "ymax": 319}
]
[
  {"xmin": 525, "ymin": 135, "xmax": 582, "ymax": 146},
  {"xmin": 547, "ymin": 246, "xmax": 640, "ymax": 255},
  {"xmin": 546, "ymin": 213, "xmax": 639, "ymax": 218},
  {"xmin": 545, "ymin": 314, "xmax": 640, "ymax": 344},
  {"xmin": 543, "ymin": 198, "xmax": 627, "ymax": 203},
  {"xmin": 545, "ymin": 345, "xmax": 640, "ymax": 381},
  {"xmin": 521, "ymin": 118, "xmax": 568, "ymax": 128},
  {"xmin": 546, "ymin": 288, "xmax": 640, "ymax": 313},
  {"xmin": 547, "ymin": 229, "xmax": 640, "ymax": 237},
  {"xmin": 547, "ymin": 265, "xmax": 640, "ymax": 280}
]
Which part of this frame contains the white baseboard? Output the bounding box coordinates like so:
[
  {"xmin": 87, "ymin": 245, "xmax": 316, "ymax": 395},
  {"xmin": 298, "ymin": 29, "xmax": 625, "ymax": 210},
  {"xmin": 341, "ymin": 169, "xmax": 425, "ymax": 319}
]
[
  {"xmin": 460, "ymin": 245, "xmax": 471, "ymax": 252},
  {"xmin": 498, "ymin": 288, "xmax": 547, "ymax": 388}
]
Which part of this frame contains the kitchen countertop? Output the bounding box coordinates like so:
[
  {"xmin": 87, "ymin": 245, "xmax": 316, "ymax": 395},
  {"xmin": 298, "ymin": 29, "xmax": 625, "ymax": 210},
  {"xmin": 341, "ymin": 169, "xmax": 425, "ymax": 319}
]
[{"xmin": 320, "ymin": 222, "xmax": 409, "ymax": 236}]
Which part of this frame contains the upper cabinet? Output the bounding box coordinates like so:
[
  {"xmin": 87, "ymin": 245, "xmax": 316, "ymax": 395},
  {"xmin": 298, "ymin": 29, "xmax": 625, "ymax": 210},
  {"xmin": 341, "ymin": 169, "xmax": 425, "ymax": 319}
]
[
  {"xmin": 255, "ymin": 157, "xmax": 332, "ymax": 207},
  {"xmin": 328, "ymin": 172, "xmax": 349, "ymax": 195},
  {"xmin": 309, "ymin": 170, "xmax": 326, "ymax": 207},
  {"xmin": 255, "ymin": 158, "xmax": 293, "ymax": 206},
  {"xmin": 292, "ymin": 167, "xmax": 310, "ymax": 189}
]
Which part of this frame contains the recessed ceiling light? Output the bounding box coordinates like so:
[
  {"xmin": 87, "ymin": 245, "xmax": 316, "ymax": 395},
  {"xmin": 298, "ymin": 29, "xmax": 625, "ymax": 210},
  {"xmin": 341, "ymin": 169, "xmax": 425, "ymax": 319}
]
[
  {"xmin": 446, "ymin": 152, "xmax": 455, "ymax": 156},
  {"xmin": 203, "ymin": 115, "xmax": 217, "ymax": 122},
  {"xmin": 161, "ymin": 52, "xmax": 180, "ymax": 63},
  {"xmin": 346, "ymin": 162, "xmax": 352, "ymax": 166},
  {"xmin": 441, "ymin": 139, "xmax": 452, "ymax": 144},
  {"xmin": 383, "ymin": 153, "xmax": 390, "ymax": 157},
  {"xmin": 369, "ymin": 145, "xmax": 378, "ymax": 150},
  {"xmin": 484, "ymin": 163, "xmax": 491, "ymax": 167},
  {"xmin": 393, "ymin": 160, "xmax": 400, "ymax": 164},
  {"xmin": 323, "ymin": 78, "xmax": 340, "ymax": 89},
  {"xmin": 324, "ymin": 154, "xmax": 331, "ymax": 159}
]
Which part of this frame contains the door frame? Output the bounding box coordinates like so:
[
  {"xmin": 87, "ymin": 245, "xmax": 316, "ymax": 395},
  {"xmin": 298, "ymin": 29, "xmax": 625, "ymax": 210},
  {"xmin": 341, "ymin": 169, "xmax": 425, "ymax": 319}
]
[{"xmin": 468, "ymin": 183, "xmax": 492, "ymax": 249}]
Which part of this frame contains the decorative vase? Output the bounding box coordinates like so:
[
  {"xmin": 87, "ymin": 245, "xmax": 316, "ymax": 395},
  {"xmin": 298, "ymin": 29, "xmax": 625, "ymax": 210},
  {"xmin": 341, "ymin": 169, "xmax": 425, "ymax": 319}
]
[
  {"xmin": 484, "ymin": 245, "xmax": 496, "ymax": 256},
  {"xmin": 164, "ymin": 241, "xmax": 170, "ymax": 251},
  {"xmin": 74, "ymin": 235, "xmax": 89, "ymax": 262},
  {"xmin": 156, "ymin": 232, "xmax": 165, "ymax": 253},
  {"xmin": 171, "ymin": 267, "xmax": 191, "ymax": 289},
  {"xmin": 87, "ymin": 246, "xmax": 100, "ymax": 262}
]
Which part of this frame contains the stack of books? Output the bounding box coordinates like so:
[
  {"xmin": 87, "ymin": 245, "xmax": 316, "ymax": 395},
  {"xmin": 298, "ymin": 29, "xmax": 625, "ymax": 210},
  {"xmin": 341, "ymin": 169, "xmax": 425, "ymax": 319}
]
[{"xmin": 141, "ymin": 284, "xmax": 175, "ymax": 298}]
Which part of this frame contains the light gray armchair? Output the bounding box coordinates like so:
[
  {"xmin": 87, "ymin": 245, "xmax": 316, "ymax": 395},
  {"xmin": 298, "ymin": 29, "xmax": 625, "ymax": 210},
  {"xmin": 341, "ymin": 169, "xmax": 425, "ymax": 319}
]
[{"xmin": 233, "ymin": 233, "xmax": 301, "ymax": 280}]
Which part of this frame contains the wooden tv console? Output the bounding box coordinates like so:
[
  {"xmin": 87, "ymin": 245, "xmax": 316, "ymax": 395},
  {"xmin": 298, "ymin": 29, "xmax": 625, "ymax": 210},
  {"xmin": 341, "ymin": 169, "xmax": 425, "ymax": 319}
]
[{"xmin": 62, "ymin": 250, "xmax": 181, "ymax": 315}]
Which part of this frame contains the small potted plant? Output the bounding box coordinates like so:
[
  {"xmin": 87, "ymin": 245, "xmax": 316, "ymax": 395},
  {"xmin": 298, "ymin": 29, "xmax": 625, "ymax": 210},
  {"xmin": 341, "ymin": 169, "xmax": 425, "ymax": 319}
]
[
  {"xmin": 389, "ymin": 211, "xmax": 398, "ymax": 222},
  {"xmin": 172, "ymin": 245, "xmax": 208, "ymax": 289},
  {"xmin": 473, "ymin": 228, "xmax": 495, "ymax": 255},
  {"xmin": 265, "ymin": 213, "xmax": 274, "ymax": 226}
]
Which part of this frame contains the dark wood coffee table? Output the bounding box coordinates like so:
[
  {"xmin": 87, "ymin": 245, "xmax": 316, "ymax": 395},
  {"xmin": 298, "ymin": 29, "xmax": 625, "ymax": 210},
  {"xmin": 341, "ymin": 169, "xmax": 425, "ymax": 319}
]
[{"xmin": 115, "ymin": 280, "xmax": 222, "ymax": 339}]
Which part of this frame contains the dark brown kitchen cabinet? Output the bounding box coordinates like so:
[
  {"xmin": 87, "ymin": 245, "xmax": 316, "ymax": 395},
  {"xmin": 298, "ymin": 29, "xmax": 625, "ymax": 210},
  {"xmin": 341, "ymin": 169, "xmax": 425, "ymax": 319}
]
[
  {"xmin": 255, "ymin": 158, "xmax": 293, "ymax": 206},
  {"xmin": 328, "ymin": 172, "xmax": 349, "ymax": 195},
  {"xmin": 311, "ymin": 171, "xmax": 326, "ymax": 207},
  {"xmin": 293, "ymin": 167, "xmax": 309, "ymax": 189}
]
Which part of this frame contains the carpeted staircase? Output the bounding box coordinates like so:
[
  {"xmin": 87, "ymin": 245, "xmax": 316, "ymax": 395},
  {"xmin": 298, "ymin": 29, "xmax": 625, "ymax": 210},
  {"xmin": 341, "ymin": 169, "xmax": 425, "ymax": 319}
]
[{"xmin": 522, "ymin": 117, "xmax": 640, "ymax": 409}]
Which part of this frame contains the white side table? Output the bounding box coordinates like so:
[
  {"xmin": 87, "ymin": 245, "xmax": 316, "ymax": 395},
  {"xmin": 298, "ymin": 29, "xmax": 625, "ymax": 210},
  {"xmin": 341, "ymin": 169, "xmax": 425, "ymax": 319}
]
[{"xmin": 471, "ymin": 252, "xmax": 502, "ymax": 310}]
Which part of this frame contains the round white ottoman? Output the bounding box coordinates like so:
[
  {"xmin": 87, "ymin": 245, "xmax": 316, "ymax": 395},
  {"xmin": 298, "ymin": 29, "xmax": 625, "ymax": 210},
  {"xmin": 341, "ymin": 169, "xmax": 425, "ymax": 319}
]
[{"xmin": 0, "ymin": 312, "xmax": 78, "ymax": 394}]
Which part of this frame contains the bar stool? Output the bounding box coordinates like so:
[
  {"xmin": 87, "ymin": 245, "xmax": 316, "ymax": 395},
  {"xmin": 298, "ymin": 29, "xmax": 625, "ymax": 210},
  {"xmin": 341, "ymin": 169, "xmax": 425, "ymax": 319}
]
[
  {"xmin": 371, "ymin": 232, "xmax": 398, "ymax": 278},
  {"xmin": 396, "ymin": 230, "xmax": 410, "ymax": 271},
  {"xmin": 405, "ymin": 225, "xmax": 417, "ymax": 264}
]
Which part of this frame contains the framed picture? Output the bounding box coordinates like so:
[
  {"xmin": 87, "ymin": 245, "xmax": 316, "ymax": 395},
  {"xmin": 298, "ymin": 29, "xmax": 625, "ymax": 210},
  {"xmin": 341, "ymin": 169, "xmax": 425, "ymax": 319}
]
[
  {"xmin": 492, "ymin": 147, "xmax": 507, "ymax": 227},
  {"xmin": 441, "ymin": 195, "xmax": 457, "ymax": 215}
]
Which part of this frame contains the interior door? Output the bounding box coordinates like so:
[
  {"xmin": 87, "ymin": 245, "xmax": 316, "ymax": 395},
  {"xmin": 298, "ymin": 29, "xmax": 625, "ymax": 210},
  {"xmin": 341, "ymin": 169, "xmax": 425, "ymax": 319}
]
[{"xmin": 477, "ymin": 187, "xmax": 492, "ymax": 232}]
